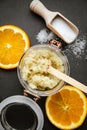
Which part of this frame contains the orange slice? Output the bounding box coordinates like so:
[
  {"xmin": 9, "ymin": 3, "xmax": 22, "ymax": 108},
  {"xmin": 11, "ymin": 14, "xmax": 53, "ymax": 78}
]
[
  {"xmin": 0, "ymin": 25, "xmax": 30, "ymax": 69},
  {"xmin": 46, "ymin": 85, "xmax": 87, "ymax": 129}
]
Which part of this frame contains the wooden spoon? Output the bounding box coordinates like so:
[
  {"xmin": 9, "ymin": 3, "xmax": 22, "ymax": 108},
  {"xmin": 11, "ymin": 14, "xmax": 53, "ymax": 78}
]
[
  {"xmin": 48, "ymin": 66, "xmax": 87, "ymax": 93},
  {"xmin": 30, "ymin": 0, "xmax": 79, "ymax": 43}
]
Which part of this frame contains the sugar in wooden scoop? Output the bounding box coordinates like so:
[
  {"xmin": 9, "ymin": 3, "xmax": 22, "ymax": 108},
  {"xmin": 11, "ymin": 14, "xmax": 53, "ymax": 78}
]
[
  {"xmin": 30, "ymin": 0, "xmax": 79, "ymax": 43},
  {"xmin": 51, "ymin": 17, "xmax": 76, "ymax": 43}
]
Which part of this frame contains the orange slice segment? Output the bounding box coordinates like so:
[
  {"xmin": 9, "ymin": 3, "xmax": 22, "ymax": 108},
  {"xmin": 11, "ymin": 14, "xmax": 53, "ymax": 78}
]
[
  {"xmin": 46, "ymin": 85, "xmax": 87, "ymax": 129},
  {"xmin": 0, "ymin": 25, "xmax": 30, "ymax": 69}
]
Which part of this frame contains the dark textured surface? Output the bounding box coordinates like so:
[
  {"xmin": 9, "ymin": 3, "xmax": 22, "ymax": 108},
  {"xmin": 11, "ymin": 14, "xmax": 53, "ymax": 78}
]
[{"xmin": 0, "ymin": 0, "xmax": 87, "ymax": 130}]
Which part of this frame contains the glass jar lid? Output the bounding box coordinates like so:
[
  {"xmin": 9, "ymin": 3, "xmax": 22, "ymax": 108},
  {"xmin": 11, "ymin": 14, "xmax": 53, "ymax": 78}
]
[{"xmin": 0, "ymin": 95, "xmax": 44, "ymax": 130}]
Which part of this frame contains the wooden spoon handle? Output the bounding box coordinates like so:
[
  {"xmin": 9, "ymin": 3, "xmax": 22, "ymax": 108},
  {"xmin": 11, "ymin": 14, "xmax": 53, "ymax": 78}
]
[
  {"xmin": 30, "ymin": 0, "xmax": 57, "ymax": 24},
  {"xmin": 48, "ymin": 66, "xmax": 87, "ymax": 93}
]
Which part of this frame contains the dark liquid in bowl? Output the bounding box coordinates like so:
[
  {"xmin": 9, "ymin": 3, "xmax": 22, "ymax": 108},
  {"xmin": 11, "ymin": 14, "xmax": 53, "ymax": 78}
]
[{"xmin": 2, "ymin": 103, "xmax": 37, "ymax": 130}]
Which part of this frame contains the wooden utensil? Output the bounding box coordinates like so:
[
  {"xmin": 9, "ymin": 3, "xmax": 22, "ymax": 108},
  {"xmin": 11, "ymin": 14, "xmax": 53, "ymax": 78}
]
[
  {"xmin": 48, "ymin": 66, "xmax": 87, "ymax": 93},
  {"xmin": 30, "ymin": 0, "xmax": 79, "ymax": 43}
]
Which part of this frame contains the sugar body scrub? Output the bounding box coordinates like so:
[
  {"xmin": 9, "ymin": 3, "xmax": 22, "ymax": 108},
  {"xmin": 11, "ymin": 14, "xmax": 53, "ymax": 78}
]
[
  {"xmin": 19, "ymin": 46, "xmax": 65, "ymax": 91},
  {"xmin": 18, "ymin": 44, "xmax": 70, "ymax": 96}
]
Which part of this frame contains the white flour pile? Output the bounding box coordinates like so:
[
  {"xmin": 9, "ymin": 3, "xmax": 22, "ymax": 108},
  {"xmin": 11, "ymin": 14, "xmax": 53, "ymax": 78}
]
[{"xmin": 36, "ymin": 28, "xmax": 87, "ymax": 60}]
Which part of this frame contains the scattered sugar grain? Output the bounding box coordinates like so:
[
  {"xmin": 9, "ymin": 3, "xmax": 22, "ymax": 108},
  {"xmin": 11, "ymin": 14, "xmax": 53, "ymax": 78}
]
[
  {"xmin": 36, "ymin": 29, "xmax": 48, "ymax": 43},
  {"xmin": 36, "ymin": 28, "xmax": 56, "ymax": 44},
  {"xmin": 64, "ymin": 35, "xmax": 87, "ymax": 59},
  {"xmin": 47, "ymin": 32, "xmax": 55, "ymax": 41},
  {"xmin": 36, "ymin": 28, "xmax": 87, "ymax": 60}
]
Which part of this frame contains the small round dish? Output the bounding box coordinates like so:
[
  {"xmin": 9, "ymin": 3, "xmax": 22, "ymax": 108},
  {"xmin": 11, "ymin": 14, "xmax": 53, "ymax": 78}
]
[
  {"xmin": 17, "ymin": 44, "xmax": 70, "ymax": 96},
  {"xmin": 0, "ymin": 95, "xmax": 44, "ymax": 130}
]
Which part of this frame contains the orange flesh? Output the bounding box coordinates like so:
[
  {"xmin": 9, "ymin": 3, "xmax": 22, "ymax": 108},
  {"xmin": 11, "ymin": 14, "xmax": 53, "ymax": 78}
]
[
  {"xmin": 0, "ymin": 29, "xmax": 26, "ymax": 64},
  {"xmin": 47, "ymin": 89, "xmax": 84, "ymax": 125}
]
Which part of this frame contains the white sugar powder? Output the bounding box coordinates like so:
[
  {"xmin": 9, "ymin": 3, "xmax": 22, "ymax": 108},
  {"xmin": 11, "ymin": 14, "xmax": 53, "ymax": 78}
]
[{"xmin": 36, "ymin": 28, "xmax": 87, "ymax": 59}]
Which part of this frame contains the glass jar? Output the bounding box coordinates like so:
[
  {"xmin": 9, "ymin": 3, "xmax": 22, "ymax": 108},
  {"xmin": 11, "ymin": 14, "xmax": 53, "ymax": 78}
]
[
  {"xmin": 17, "ymin": 44, "xmax": 70, "ymax": 96},
  {"xmin": 0, "ymin": 95, "xmax": 44, "ymax": 130}
]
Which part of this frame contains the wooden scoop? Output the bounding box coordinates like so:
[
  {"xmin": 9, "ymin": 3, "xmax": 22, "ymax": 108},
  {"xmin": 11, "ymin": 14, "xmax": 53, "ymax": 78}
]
[
  {"xmin": 48, "ymin": 66, "xmax": 87, "ymax": 93},
  {"xmin": 30, "ymin": 0, "xmax": 79, "ymax": 44}
]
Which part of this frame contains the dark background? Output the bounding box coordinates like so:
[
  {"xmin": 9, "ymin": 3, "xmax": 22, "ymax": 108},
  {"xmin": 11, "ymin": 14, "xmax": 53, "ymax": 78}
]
[{"xmin": 0, "ymin": 0, "xmax": 87, "ymax": 130}]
